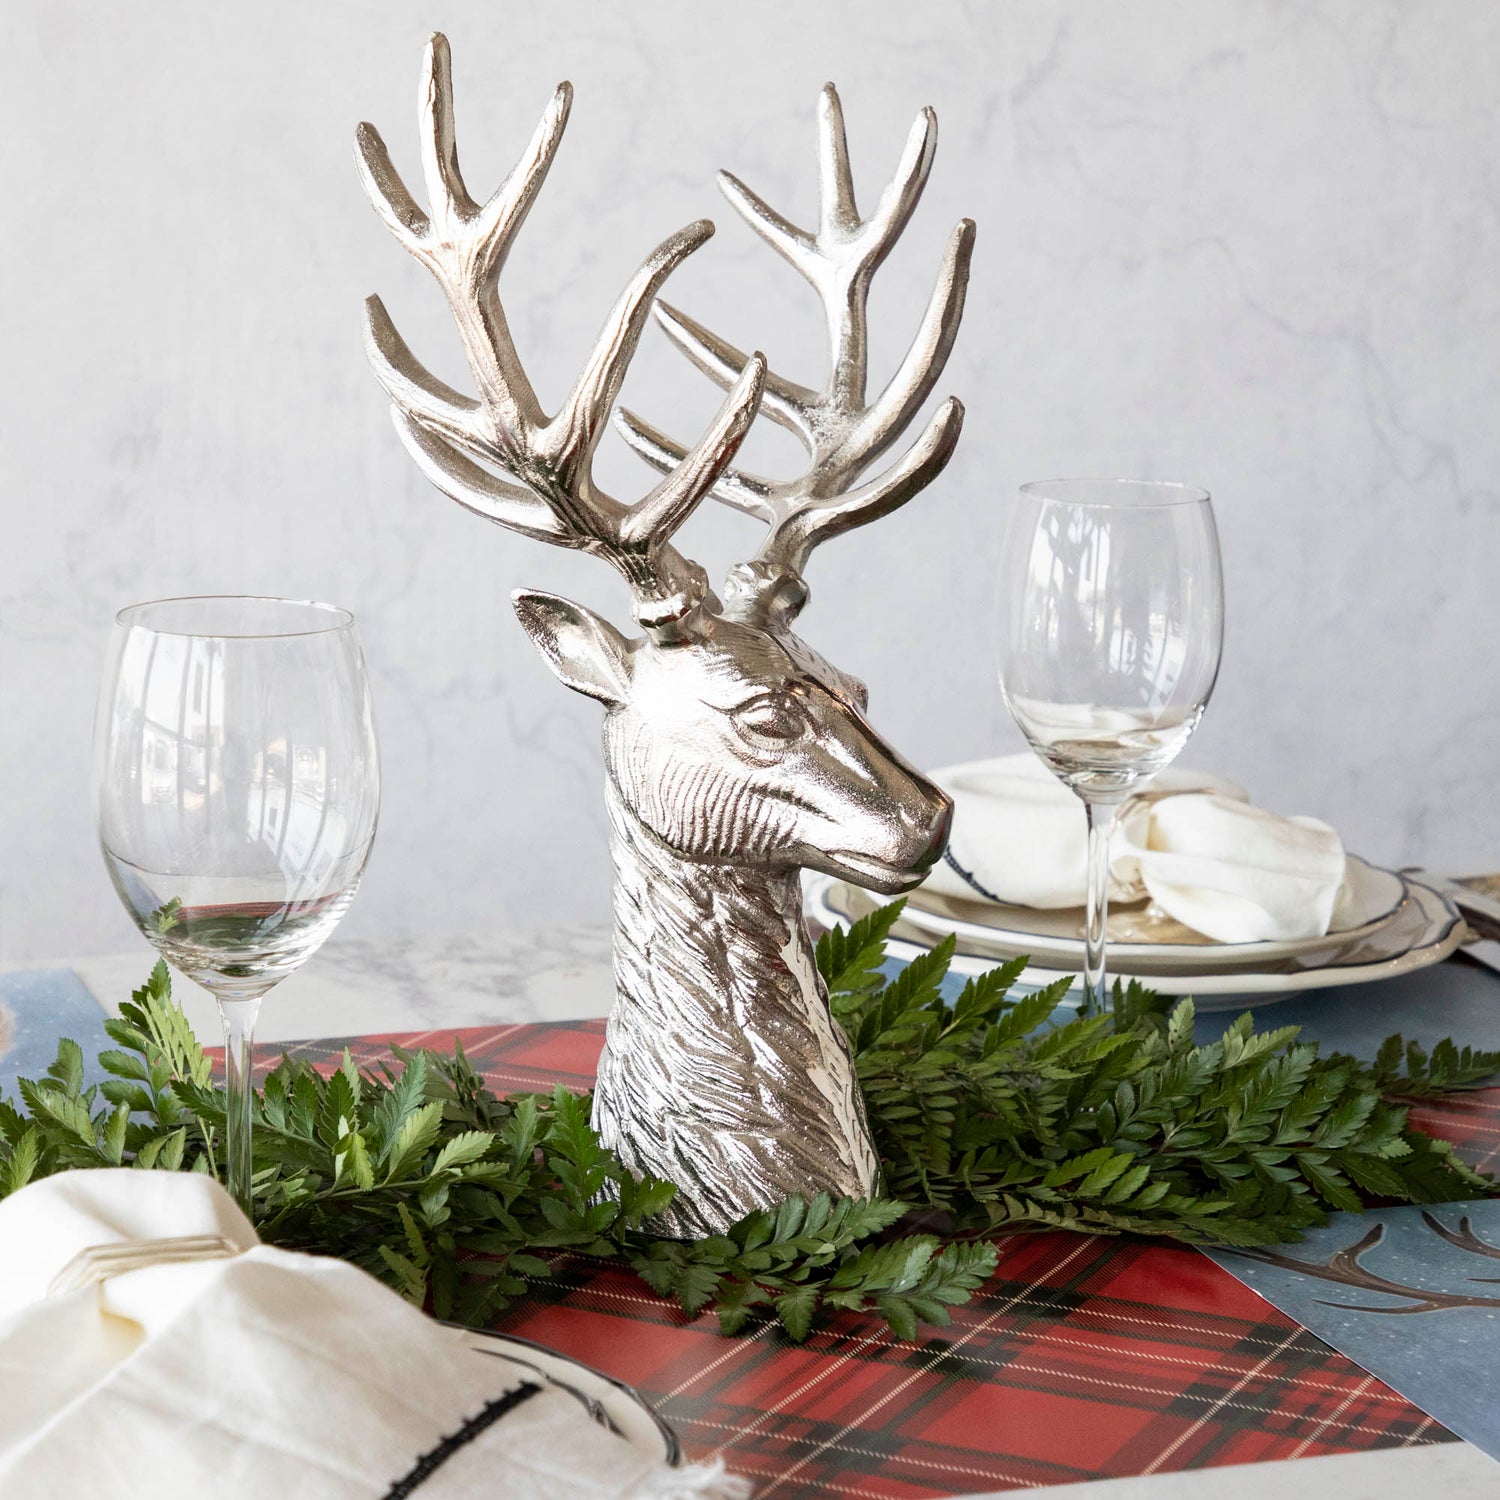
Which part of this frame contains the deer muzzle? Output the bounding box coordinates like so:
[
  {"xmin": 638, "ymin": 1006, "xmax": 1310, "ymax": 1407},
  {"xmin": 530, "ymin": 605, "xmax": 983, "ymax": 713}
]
[{"xmin": 824, "ymin": 773, "xmax": 953, "ymax": 895}]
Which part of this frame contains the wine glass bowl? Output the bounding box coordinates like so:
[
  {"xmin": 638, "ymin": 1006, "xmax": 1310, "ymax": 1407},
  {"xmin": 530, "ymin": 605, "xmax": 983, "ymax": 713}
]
[
  {"xmin": 95, "ymin": 596, "xmax": 380, "ymax": 1208},
  {"xmin": 998, "ymin": 480, "xmax": 1223, "ymax": 1013}
]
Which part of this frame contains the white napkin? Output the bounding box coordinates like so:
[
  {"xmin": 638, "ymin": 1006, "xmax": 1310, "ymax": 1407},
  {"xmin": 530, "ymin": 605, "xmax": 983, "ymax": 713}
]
[
  {"xmin": 924, "ymin": 755, "xmax": 1349, "ymax": 944},
  {"xmin": 1113, "ymin": 794, "xmax": 1349, "ymax": 943},
  {"xmin": 0, "ymin": 1170, "xmax": 748, "ymax": 1499},
  {"xmin": 925, "ymin": 755, "xmax": 1247, "ymax": 909}
]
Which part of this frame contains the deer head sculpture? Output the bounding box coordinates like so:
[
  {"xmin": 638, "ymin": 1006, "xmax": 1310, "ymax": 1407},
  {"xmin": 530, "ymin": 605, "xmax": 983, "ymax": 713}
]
[{"xmin": 359, "ymin": 35, "xmax": 972, "ymax": 1234}]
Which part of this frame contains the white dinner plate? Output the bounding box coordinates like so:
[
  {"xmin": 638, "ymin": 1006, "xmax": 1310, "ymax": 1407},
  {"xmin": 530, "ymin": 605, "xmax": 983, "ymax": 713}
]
[
  {"xmin": 453, "ymin": 1326, "xmax": 678, "ymax": 1464},
  {"xmin": 807, "ymin": 874, "xmax": 1465, "ymax": 1011},
  {"xmin": 830, "ymin": 854, "xmax": 1406, "ymax": 976}
]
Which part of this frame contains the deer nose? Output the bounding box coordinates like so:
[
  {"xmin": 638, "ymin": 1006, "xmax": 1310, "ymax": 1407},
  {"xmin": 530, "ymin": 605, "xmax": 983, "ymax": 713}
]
[
  {"xmin": 882, "ymin": 780, "xmax": 954, "ymax": 876},
  {"xmin": 919, "ymin": 793, "xmax": 954, "ymax": 867}
]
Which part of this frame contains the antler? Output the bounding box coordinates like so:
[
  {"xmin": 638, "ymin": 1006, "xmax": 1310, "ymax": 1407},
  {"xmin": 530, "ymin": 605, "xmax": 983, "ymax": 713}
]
[
  {"xmin": 1420, "ymin": 1211, "xmax": 1500, "ymax": 1274},
  {"xmin": 357, "ymin": 34, "xmax": 767, "ymax": 628},
  {"xmin": 617, "ymin": 83, "xmax": 975, "ymax": 623},
  {"xmin": 1235, "ymin": 1222, "xmax": 1500, "ymax": 1314}
]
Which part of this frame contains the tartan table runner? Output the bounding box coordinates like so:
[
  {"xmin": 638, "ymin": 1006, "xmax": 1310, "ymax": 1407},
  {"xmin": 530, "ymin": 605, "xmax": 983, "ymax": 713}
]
[{"xmin": 277, "ymin": 1019, "xmax": 1498, "ymax": 1499}]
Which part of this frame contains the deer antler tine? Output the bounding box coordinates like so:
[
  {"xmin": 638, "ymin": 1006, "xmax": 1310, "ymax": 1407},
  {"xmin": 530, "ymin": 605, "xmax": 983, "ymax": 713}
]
[
  {"xmin": 651, "ymin": 302, "xmax": 740, "ymax": 390},
  {"xmin": 612, "ymin": 409, "xmax": 680, "ymax": 474},
  {"xmin": 551, "ymin": 221, "xmax": 715, "ymax": 472},
  {"xmin": 1421, "ymin": 1212, "xmax": 1500, "ymax": 1267},
  {"xmin": 654, "ymin": 302, "xmax": 817, "ymax": 440},
  {"xmin": 473, "ymin": 82, "xmax": 573, "ymax": 269},
  {"xmin": 717, "ymin": 170, "xmax": 817, "ymax": 279},
  {"xmin": 1329, "ymin": 1222, "xmax": 1388, "ymax": 1273},
  {"xmin": 623, "ymin": 355, "xmax": 767, "ymax": 546},
  {"xmin": 776, "ymin": 397, "xmax": 964, "ymax": 575},
  {"xmin": 363, "ymin": 40, "xmax": 740, "ymax": 626},
  {"xmin": 841, "ymin": 218, "xmax": 975, "ymax": 469},
  {"xmin": 354, "ymin": 122, "xmax": 430, "ymax": 248},
  {"xmin": 623, "ymin": 87, "xmax": 972, "ymax": 623},
  {"xmin": 418, "ymin": 34, "xmax": 478, "ymax": 221},
  {"xmin": 1455, "ymin": 1214, "xmax": 1500, "ymax": 1258},
  {"xmin": 364, "ymin": 297, "xmax": 491, "ymax": 457},
  {"xmin": 861, "ymin": 107, "xmax": 938, "ymax": 269},
  {"xmin": 390, "ymin": 410, "xmax": 563, "ymax": 542},
  {"xmin": 614, "ymin": 409, "xmax": 778, "ymax": 521},
  {"xmin": 816, "ymin": 84, "xmax": 859, "ymax": 235},
  {"xmin": 1235, "ymin": 1220, "xmax": 1500, "ymax": 1315}
]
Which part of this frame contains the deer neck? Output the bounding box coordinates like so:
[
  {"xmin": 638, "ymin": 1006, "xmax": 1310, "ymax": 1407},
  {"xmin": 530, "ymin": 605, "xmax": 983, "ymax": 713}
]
[
  {"xmin": 595, "ymin": 775, "xmax": 878, "ymax": 1233},
  {"xmin": 603, "ymin": 773, "xmax": 825, "ymax": 1046}
]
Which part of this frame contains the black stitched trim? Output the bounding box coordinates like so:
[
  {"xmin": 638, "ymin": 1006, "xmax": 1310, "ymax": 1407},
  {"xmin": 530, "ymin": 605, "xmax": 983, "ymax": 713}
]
[
  {"xmin": 383, "ymin": 1381, "xmax": 543, "ymax": 1496},
  {"xmin": 941, "ymin": 845, "xmax": 1009, "ymax": 905}
]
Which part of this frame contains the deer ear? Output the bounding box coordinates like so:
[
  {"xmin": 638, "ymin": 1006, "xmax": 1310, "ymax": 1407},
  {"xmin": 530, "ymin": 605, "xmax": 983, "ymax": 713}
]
[{"xmin": 512, "ymin": 589, "xmax": 633, "ymax": 706}]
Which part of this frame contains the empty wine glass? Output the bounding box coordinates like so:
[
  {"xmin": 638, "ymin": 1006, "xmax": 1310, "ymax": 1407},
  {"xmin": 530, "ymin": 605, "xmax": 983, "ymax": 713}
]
[
  {"xmin": 94, "ymin": 597, "xmax": 380, "ymax": 1212},
  {"xmin": 997, "ymin": 481, "xmax": 1223, "ymax": 1017}
]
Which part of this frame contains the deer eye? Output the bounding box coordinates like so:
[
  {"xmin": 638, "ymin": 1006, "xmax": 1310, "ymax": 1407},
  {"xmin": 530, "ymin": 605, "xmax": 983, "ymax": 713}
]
[{"xmin": 733, "ymin": 691, "xmax": 806, "ymax": 743}]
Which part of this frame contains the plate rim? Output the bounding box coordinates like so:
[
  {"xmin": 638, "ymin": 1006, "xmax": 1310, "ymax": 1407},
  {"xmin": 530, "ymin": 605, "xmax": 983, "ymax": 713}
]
[
  {"xmin": 808, "ymin": 875, "xmax": 1465, "ymax": 1007},
  {"xmin": 450, "ymin": 1324, "xmax": 680, "ymax": 1466},
  {"xmin": 841, "ymin": 853, "xmax": 1409, "ymax": 971}
]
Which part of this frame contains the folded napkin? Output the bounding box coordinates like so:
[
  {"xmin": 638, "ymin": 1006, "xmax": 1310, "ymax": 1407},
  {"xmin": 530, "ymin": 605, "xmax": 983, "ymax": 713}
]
[
  {"xmin": 924, "ymin": 755, "xmax": 1349, "ymax": 944},
  {"xmin": 0, "ymin": 1170, "xmax": 747, "ymax": 1499},
  {"xmin": 926, "ymin": 755, "xmax": 1247, "ymax": 909},
  {"xmin": 1113, "ymin": 793, "xmax": 1350, "ymax": 943}
]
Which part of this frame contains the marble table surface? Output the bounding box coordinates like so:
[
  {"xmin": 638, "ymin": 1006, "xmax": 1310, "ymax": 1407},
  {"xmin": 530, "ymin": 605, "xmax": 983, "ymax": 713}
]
[
  {"xmin": 5, "ymin": 929, "xmax": 1497, "ymax": 1500},
  {"xmin": 34, "ymin": 923, "xmax": 619, "ymax": 1048}
]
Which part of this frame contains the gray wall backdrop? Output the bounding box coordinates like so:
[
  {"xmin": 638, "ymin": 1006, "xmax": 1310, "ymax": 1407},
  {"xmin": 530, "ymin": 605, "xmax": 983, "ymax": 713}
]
[{"xmin": 2, "ymin": 0, "xmax": 1497, "ymax": 963}]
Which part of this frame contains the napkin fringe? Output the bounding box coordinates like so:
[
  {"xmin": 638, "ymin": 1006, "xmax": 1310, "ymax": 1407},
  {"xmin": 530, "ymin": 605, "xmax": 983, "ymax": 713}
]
[{"xmin": 637, "ymin": 1458, "xmax": 754, "ymax": 1498}]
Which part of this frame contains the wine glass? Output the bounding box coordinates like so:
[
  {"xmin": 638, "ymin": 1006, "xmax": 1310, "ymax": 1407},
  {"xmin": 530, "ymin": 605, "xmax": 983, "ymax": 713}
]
[
  {"xmin": 94, "ymin": 597, "xmax": 380, "ymax": 1212},
  {"xmin": 997, "ymin": 481, "xmax": 1223, "ymax": 1017}
]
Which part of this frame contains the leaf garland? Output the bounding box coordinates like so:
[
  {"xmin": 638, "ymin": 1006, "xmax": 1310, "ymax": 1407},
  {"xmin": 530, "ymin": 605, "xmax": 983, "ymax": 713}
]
[
  {"xmin": 826, "ymin": 902, "xmax": 1497, "ymax": 1247},
  {"xmin": 0, "ymin": 904, "xmax": 1494, "ymax": 1343}
]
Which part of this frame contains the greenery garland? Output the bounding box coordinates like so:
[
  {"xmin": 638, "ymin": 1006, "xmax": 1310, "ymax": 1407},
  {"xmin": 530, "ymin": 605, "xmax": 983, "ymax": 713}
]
[{"xmin": 1, "ymin": 899, "xmax": 1495, "ymax": 1342}]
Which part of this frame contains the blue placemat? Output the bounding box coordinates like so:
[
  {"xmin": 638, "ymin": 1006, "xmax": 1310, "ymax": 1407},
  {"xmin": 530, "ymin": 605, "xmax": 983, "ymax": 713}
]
[
  {"xmin": 1188, "ymin": 957, "xmax": 1500, "ymax": 1053},
  {"xmin": 0, "ymin": 968, "xmax": 113, "ymax": 1099},
  {"xmin": 1208, "ymin": 1198, "xmax": 1500, "ymax": 1462}
]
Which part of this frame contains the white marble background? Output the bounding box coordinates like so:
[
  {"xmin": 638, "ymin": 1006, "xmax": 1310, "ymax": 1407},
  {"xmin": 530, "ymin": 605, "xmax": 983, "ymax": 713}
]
[{"xmin": 1, "ymin": 0, "xmax": 1497, "ymax": 964}]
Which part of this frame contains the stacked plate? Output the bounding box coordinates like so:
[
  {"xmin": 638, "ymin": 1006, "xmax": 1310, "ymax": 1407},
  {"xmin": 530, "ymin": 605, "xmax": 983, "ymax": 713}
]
[
  {"xmin": 807, "ymin": 856, "xmax": 1466, "ymax": 1013},
  {"xmin": 454, "ymin": 1327, "xmax": 680, "ymax": 1463}
]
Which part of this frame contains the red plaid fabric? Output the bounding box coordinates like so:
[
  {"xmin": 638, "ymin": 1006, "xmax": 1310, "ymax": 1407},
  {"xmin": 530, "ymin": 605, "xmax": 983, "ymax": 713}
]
[{"xmin": 279, "ymin": 1022, "xmax": 1492, "ymax": 1498}]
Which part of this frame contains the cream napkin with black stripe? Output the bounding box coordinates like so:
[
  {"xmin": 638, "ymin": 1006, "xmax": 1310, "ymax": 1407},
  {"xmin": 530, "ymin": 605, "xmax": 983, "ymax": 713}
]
[
  {"xmin": 924, "ymin": 755, "xmax": 1350, "ymax": 944},
  {"xmin": 0, "ymin": 1170, "xmax": 748, "ymax": 1498}
]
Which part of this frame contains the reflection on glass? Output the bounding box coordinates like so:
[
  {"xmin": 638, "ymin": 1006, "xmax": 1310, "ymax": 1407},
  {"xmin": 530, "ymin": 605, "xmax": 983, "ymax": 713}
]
[
  {"xmin": 998, "ymin": 481, "xmax": 1223, "ymax": 1016},
  {"xmin": 95, "ymin": 596, "xmax": 380, "ymax": 1211}
]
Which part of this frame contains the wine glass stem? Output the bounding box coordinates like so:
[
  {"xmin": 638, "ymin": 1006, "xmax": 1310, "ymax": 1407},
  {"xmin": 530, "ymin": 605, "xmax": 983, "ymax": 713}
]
[
  {"xmin": 218, "ymin": 998, "xmax": 262, "ymax": 1217},
  {"xmin": 1082, "ymin": 797, "xmax": 1121, "ymax": 1021}
]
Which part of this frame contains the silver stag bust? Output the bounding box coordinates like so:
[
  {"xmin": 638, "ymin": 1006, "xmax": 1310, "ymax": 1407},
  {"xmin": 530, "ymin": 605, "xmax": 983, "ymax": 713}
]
[{"xmin": 358, "ymin": 36, "xmax": 972, "ymax": 1235}]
